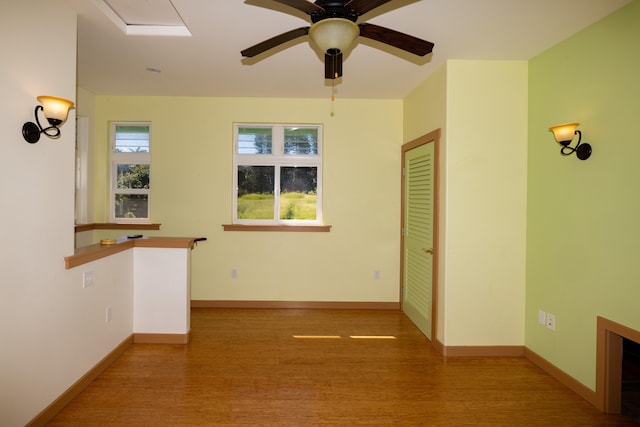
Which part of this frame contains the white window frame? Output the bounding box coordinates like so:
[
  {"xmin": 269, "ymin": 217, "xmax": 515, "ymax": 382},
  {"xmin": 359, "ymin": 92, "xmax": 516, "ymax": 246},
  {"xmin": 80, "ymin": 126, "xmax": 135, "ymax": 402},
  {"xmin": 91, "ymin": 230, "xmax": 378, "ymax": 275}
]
[
  {"xmin": 75, "ymin": 116, "xmax": 90, "ymax": 224},
  {"xmin": 233, "ymin": 123, "xmax": 323, "ymax": 225},
  {"xmin": 109, "ymin": 122, "xmax": 151, "ymax": 223}
]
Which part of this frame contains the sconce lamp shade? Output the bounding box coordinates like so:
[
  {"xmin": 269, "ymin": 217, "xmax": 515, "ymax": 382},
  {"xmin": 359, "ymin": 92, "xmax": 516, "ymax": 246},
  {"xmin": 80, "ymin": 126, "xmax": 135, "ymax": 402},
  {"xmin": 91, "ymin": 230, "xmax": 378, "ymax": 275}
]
[
  {"xmin": 37, "ymin": 96, "xmax": 74, "ymax": 126},
  {"xmin": 549, "ymin": 122, "xmax": 579, "ymax": 145},
  {"xmin": 308, "ymin": 18, "xmax": 359, "ymax": 54},
  {"xmin": 22, "ymin": 95, "xmax": 75, "ymax": 144}
]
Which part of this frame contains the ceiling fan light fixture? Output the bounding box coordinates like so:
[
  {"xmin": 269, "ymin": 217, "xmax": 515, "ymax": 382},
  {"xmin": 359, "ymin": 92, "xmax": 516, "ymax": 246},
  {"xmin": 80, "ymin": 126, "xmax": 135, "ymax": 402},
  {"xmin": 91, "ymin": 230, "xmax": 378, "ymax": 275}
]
[{"xmin": 309, "ymin": 18, "xmax": 359, "ymax": 54}]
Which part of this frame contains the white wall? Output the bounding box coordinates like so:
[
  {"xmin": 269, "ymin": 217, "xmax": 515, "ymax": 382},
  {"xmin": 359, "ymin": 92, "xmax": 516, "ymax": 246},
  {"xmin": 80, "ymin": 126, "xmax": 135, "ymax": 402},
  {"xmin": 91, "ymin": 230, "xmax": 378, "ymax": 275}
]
[
  {"xmin": 134, "ymin": 248, "xmax": 190, "ymax": 334},
  {"xmin": 0, "ymin": 2, "xmax": 133, "ymax": 425}
]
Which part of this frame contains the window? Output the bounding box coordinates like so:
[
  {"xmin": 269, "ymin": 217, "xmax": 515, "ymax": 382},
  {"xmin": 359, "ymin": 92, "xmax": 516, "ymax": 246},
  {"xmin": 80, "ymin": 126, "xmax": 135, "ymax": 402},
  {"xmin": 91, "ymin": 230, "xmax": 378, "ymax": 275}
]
[
  {"xmin": 233, "ymin": 124, "xmax": 322, "ymax": 225},
  {"xmin": 75, "ymin": 116, "xmax": 89, "ymax": 224},
  {"xmin": 110, "ymin": 123, "xmax": 151, "ymax": 223}
]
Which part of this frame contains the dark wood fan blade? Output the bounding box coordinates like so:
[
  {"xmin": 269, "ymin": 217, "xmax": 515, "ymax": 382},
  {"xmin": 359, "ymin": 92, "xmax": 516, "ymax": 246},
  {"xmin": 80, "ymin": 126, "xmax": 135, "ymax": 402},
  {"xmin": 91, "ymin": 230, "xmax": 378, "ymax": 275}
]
[
  {"xmin": 359, "ymin": 23, "xmax": 434, "ymax": 56},
  {"xmin": 272, "ymin": 0, "xmax": 325, "ymax": 15},
  {"xmin": 345, "ymin": 0, "xmax": 393, "ymax": 15},
  {"xmin": 241, "ymin": 27, "xmax": 310, "ymax": 57},
  {"xmin": 325, "ymin": 51, "xmax": 343, "ymax": 79}
]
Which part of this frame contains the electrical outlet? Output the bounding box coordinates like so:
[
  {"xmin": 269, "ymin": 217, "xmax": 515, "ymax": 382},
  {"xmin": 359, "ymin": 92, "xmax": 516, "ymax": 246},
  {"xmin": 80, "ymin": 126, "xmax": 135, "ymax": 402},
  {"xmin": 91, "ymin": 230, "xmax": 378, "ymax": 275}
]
[
  {"xmin": 106, "ymin": 306, "xmax": 112, "ymax": 323},
  {"xmin": 546, "ymin": 313, "xmax": 556, "ymax": 331},
  {"xmin": 538, "ymin": 310, "xmax": 546, "ymax": 325},
  {"xmin": 231, "ymin": 268, "xmax": 238, "ymax": 279},
  {"xmin": 83, "ymin": 271, "xmax": 94, "ymax": 288},
  {"xmin": 374, "ymin": 270, "xmax": 381, "ymax": 280}
]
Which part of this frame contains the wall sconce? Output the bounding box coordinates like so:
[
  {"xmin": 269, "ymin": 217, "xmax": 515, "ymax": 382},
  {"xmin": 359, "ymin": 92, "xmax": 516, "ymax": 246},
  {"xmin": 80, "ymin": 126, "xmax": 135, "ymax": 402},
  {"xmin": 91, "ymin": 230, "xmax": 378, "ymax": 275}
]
[
  {"xmin": 548, "ymin": 122, "xmax": 592, "ymax": 160},
  {"xmin": 22, "ymin": 96, "xmax": 75, "ymax": 144}
]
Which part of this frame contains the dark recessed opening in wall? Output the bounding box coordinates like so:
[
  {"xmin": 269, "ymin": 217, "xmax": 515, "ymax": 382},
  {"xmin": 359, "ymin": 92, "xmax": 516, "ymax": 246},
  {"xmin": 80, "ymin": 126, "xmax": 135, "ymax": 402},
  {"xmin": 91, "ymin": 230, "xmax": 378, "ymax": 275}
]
[
  {"xmin": 598, "ymin": 316, "xmax": 640, "ymax": 422},
  {"xmin": 622, "ymin": 338, "xmax": 640, "ymax": 421}
]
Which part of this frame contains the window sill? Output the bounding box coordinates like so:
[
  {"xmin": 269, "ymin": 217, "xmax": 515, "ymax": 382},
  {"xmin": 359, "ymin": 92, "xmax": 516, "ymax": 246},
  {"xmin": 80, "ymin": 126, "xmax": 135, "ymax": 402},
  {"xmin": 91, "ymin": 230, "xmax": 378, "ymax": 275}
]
[
  {"xmin": 75, "ymin": 223, "xmax": 161, "ymax": 233},
  {"xmin": 222, "ymin": 224, "xmax": 331, "ymax": 232}
]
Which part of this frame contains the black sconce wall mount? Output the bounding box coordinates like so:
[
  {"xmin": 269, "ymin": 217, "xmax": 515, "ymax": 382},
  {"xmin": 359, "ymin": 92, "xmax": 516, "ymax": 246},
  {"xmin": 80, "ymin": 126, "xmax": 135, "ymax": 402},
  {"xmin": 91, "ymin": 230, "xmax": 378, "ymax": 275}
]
[
  {"xmin": 22, "ymin": 96, "xmax": 74, "ymax": 144},
  {"xmin": 549, "ymin": 122, "xmax": 592, "ymax": 160}
]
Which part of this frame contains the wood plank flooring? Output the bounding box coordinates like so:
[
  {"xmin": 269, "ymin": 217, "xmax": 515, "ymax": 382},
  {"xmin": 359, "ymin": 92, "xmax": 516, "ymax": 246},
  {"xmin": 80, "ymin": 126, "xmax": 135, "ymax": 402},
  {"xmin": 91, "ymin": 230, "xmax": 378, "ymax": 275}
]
[{"xmin": 48, "ymin": 308, "xmax": 638, "ymax": 426}]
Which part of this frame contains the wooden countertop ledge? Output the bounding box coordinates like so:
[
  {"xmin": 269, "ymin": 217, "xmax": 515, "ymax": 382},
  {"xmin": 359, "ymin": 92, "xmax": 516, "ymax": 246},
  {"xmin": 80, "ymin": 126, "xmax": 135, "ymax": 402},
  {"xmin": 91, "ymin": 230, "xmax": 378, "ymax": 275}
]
[{"xmin": 65, "ymin": 236, "xmax": 203, "ymax": 269}]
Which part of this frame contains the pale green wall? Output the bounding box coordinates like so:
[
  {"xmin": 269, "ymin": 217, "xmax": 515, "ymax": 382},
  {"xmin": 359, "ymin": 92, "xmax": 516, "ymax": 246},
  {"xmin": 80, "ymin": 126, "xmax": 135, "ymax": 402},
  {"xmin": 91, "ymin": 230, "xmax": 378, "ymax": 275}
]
[
  {"xmin": 405, "ymin": 61, "xmax": 528, "ymax": 346},
  {"xmin": 92, "ymin": 97, "xmax": 404, "ymax": 302},
  {"xmin": 527, "ymin": 0, "xmax": 640, "ymax": 390}
]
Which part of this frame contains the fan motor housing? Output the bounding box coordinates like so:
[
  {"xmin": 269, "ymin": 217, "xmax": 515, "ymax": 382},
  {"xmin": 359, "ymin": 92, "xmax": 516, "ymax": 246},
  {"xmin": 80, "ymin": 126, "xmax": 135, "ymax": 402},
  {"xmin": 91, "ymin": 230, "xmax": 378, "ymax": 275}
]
[{"xmin": 311, "ymin": 1, "xmax": 359, "ymax": 23}]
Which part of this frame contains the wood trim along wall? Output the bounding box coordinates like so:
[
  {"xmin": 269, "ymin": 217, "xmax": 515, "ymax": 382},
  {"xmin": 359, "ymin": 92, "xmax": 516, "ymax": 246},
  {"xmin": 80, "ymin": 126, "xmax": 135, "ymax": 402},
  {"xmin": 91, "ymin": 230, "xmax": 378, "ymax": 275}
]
[
  {"xmin": 26, "ymin": 335, "xmax": 133, "ymax": 427},
  {"xmin": 432, "ymin": 338, "xmax": 523, "ymax": 357},
  {"xmin": 441, "ymin": 345, "xmax": 525, "ymax": 357},
  {"xmin": 432, "ymin": 338, "xmax": 445, "ymax": 355},
  {"xmin": 191, "ymin": 300, "xmax": 400, "ymax": 310},
  {"xmin": 133, "ymin": 332, "xmax": 191, "ymax": 344},
  {"xmin": 525, "ymin": 347, "xmax": 599, "ymax": 408}
]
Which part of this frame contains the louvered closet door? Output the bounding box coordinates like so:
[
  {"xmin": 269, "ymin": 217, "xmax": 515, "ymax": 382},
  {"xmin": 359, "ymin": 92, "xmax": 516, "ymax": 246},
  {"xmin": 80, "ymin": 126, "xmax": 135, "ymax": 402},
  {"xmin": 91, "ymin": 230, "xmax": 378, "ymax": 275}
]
[{"xmin": 403, "ymin": 142, "xmax": 434, "ymax": 340}]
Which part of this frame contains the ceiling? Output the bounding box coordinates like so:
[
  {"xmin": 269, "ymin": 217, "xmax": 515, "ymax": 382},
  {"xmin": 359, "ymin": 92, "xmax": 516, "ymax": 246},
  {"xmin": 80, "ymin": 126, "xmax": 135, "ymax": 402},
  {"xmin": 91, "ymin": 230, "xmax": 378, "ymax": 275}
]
[{"xmin": 61, "ymin": 0, "xmax": 630, "ymax": 99}]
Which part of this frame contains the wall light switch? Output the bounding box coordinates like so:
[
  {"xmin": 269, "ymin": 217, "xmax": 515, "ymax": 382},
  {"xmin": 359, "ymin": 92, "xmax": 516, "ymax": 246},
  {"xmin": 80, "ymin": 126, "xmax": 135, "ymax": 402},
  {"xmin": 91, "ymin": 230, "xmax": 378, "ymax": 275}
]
[
  {"xmin": 538, "ymin": 310, "xmax": 546, "ymax": 325},
  {"xmin": 83, "ymin": 271, "xmax": 94, "ymax": 288}
]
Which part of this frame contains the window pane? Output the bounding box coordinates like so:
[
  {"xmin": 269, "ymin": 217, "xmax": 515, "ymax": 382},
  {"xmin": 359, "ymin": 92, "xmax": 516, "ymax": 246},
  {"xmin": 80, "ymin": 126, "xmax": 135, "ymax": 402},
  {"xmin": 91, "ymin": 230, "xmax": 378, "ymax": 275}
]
[
  {"xmin": 238, "ymin": 127, "xmax": 272, "ymax": 154},
  {"xmin": 116, "ymin": 164, "xmax": 150, "ymax": 189},
  {"xmin": 115, "ymin": 194, "xmax": 148, "ymax": 219},
  {"xmin": 280, "ymin": 167, "xmax": 317, "ymax": 220},
  {"xmin": 237, "ymin": 166, "xmax": 275, "ymax": 219},
  {"xmin": 284, "ymin": 127, "xmax": 318, "ymax": 155},
  {"xmin": 115, "ymin": 125, "xmax": 150, "ymax": 152}
]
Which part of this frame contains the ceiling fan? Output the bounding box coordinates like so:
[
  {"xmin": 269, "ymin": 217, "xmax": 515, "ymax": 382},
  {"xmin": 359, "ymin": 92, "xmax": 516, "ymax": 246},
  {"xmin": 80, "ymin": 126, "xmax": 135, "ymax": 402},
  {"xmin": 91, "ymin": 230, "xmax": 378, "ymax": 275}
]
[{"xmin": 241, "ymin": 0, "xmax": 434, "ymax": 80}]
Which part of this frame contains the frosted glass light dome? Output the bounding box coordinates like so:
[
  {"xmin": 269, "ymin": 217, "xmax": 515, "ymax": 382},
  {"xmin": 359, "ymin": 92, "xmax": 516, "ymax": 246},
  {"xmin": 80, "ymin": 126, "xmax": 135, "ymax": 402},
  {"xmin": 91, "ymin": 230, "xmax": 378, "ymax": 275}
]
[
  {"xmin": 37, "ymin": 95, "xmax": 74, "ymax": 126},
  {"xmin": 309, "ymin": 18, "xmax": 359, "ymax": 53}
]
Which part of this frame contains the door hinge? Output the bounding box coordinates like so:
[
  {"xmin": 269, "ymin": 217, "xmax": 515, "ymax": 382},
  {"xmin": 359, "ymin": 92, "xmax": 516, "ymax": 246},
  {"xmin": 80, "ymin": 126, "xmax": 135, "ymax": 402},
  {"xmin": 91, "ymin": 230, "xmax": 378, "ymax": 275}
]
[
  {"xmin": 402, "ymin": 167, "xmax": 406, "ymax": 176},
  {"xmin": 401, "ymin": 227, "xmax": 405, "ymax": 236}
]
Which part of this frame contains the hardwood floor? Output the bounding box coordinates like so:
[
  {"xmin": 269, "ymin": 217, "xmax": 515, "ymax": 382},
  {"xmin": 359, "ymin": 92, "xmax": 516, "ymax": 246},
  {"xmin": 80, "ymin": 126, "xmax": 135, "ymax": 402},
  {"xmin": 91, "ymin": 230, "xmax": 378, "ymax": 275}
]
[{"xmin": 48, "ymin": 308, "xmax": 637, "ymax": 426}]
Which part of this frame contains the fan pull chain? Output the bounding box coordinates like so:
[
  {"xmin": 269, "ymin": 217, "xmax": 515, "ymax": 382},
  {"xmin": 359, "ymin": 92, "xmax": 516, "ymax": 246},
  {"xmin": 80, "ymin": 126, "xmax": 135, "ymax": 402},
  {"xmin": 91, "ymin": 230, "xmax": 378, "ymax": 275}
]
[
  {"xmin": 332, "ymin": 77, "xmax": 336, "ymax": 101},
  {"xmin": 330, "ymin": 78, "xmax": 336, "ymax": 117}
]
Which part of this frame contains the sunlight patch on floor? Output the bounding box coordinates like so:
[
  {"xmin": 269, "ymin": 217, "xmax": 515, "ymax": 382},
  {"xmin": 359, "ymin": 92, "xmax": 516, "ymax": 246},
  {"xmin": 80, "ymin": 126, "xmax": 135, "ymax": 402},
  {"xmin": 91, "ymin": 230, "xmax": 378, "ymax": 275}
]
[{"xmin": 350, "ymin": 336, "xmax": 397, "ymax": 339}]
